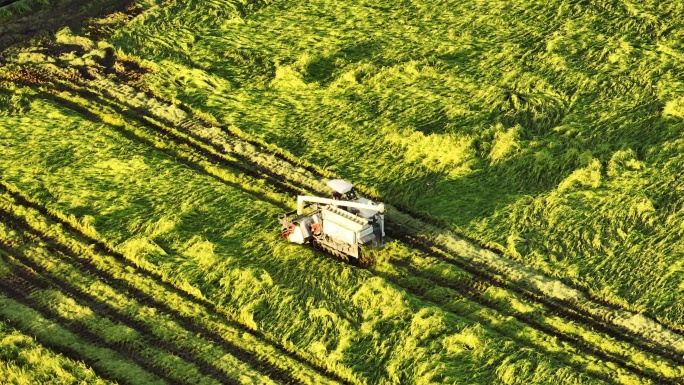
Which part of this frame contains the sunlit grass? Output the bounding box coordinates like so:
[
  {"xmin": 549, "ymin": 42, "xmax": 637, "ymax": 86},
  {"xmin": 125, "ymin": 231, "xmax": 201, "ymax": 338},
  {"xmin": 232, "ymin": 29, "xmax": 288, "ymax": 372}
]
[
  {"xmin": 0, "ymin": 91, "xmax": 606, "ymax": 383},
  {"xmin": 0, "ymin": 320, "xmax": 115, "ymax": 385},
  {"xmin": 108, "ymin": 0, "xmax": 684, "ymax": 330},
  {"xmin": 2, "ymin": 0, "xmax": 684, "ymax": 382}
]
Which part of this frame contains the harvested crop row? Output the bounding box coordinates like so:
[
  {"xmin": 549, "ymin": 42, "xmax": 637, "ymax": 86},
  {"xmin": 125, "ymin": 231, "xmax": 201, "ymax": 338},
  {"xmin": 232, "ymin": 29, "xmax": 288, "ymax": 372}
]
[
  {"xmin": 0, "ymin": 88, "xmax": 676, "ymax": 377},
  {"xmin": 0, "ymin": 219, "xmax": 275, "ymax": 385},
  {"xmin": 0, "ymin": 97, "xmax": 606, "ymax": 383},
  {"xmin": 0, "ymin": 184, "xmax": 349, "ymax": 385},
  {"xmin": 379, "ymin": 236, "xmax": 684, "ymax": 383},
  {"xmin": 46, "ymin": 67, "xmax": 684, "ymax": 377}
]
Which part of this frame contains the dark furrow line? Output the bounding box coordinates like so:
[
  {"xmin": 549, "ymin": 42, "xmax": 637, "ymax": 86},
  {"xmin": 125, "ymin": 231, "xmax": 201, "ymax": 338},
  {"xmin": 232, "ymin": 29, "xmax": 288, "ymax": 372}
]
[
  {"xmin": 0, "ymin": 188, "xmax": 352, "ymax": 385},
  {"xmin": 8, "ymin": 86, "xmax": 679, "ymax": 383},
  {"xmin": 0, "ymin": 314, "xmax": 137, "ymax": 385},
  {"xmin": 0, "ymin": 273, "xmax": 186, "ymax": 385},
  {"xmin": 383, "ymin": 257, "xmax": 676, "ymax": 385},
  {"xmin": 96, "ymin": 87, "xmax": 305, "ymax": 188},
  {"xmin": 92, "ymin": 100, "xmax": 684, "ymax": 382},
  {"xmin": 88, "ymin": 80, "xmax": 684, "ymax": 374},
  {"xmin": 390, "ymin": 228, "xmax": 684, "ymax": 367},
  {"xmin": 0, "ymin": 251, "xmax": 137, "ymax": 385},
  {"xmin": 372, "ymin": 267, "xmax": 623, "ymax": 385},
  {"xmin": 108, "ymin": 86, "xmax": 684, "ymax": 371},
  {"xmin": 122, "ymin": 73, "xmax": 684, "ymax": 340},
  {"xmin": 87, "ymin": 89, "xmax": 305, "ymax": 197},
  {"xmin": 0, "ymin": 192, "xmax": 645, "ymax": 383},
  {"xmin": 42, "ymin": 90, "xmax": 293, "ymax": 211},
  {"xmin": 4, "ymin": 76, "xmax": 680, "ymax": 382},
  {"xmin": 0, "ymin": 240, "xmax": 243, "ymax": 385},
  {"xmin": 0, "ymin": 209, "xmax": 306, "ymax": 385},
  {"xmin": 16, "ymin": 77, "xmax": 307, "ymax": 201}
]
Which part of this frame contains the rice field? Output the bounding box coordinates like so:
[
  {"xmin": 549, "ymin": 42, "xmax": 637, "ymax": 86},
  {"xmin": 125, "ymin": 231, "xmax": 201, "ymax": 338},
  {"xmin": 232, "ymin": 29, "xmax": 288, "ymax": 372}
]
[{"xmin": 1, "ymin": 0, "xmax": 683, "ymax": 384}]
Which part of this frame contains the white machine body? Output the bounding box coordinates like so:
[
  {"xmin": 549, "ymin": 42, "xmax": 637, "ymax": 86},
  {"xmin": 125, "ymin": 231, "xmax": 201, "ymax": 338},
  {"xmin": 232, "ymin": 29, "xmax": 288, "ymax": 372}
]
[{"xmin": 280, "ymin": 180, "xmax": 385, "ymax": 262}]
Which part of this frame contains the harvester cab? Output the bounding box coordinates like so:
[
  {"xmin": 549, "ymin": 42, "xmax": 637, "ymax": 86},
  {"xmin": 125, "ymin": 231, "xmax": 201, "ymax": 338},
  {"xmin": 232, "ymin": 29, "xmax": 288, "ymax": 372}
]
[
  {"xmin": 279, "ymin": 179, "xmax": 385, "ymax": 263},
  {"xmin": 329, "ymin": 179, "xmax": 357, "ymax": 200}
]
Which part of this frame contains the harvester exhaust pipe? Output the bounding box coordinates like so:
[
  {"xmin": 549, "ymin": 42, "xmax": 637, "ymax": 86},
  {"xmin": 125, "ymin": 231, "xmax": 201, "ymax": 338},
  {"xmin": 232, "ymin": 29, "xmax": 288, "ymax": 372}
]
[{"xmin": 297, "ymin": 196, "xmax": 385, "ymax": 215}]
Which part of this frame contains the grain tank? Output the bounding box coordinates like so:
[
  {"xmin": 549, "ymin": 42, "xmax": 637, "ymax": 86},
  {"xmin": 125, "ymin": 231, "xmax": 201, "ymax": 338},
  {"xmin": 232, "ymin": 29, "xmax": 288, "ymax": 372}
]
[{"xmin": 279, "ymin": 180, "xmax": 385, "ymax": 262}]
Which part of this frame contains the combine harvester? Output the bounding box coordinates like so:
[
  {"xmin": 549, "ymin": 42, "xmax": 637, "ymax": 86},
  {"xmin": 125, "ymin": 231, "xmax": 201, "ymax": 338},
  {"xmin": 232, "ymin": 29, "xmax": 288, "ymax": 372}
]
[{"xmin": 280, "ymin": 179, "xmax": 385, "ymax": 264}]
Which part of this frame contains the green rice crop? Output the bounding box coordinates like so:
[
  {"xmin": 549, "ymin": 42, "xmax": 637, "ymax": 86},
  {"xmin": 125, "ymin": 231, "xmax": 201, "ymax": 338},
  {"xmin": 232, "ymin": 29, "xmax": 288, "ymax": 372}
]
[
  {"xmin": 108, "ymin": 0, "xmax": 684, "ymax": 332},
  {"xmin": 0, "ymin": 321, "xmax": 115, "ymax": 385},
  {"xmin": 0, "ymin": 292, "xmax": 164, "ymax": 385},
  {"xmin": 2, "ymin": 0, "xmax": 684, "ymax": 383},
  {"xmin": 0, "ymin": 89, "xmax": 607, "ymax": 383}
]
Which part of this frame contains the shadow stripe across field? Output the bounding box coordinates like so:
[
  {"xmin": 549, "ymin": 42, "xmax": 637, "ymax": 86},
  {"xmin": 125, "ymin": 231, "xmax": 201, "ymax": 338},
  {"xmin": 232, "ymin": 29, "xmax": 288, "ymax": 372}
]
[
  {"xmin": 0, "ymin": 88, "xmax": 678, "ymax": 384},
  {"xmin": 8, "ymin": 71, "xmax": 681, "ymax": 382},
  {"xmin": 0, "ymin": 183, "xmax": 354, "ymax": 385},
  {"xmin": 0, "ymin": 273, "xmax": 179, "ymax": 385},
  {"xmin": 0, "ymin": 210, "xmax": 310, "ymax": 385},
  {"xmin": 0, "ymin": 306, "xmax": 141, "ymax": 385},
  {"xmin": 0, "ymin": 235, "xmax": 244, "ymax": 385}
]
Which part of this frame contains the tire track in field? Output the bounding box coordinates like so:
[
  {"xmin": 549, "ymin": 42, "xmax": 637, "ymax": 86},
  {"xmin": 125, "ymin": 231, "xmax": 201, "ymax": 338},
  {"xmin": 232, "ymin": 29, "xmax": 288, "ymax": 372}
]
[
  {"xmin": 381, "ymin": 232, "xmax": 682, "ymax": 385},
  {"xmin": 95, "ymin": 76, "xmax": 684, "ymax": 356},
  {"xmin": 0, "ymin": 234, "xmax": 247, "ymax": 385},
  {"xmin": 21, "ymin": 80, "xmax": 682, "ymax": 383},
  {"xmin": 0, "ymin": 276, "xmax": 142, "ymax": 385},
  {"xmin": 0, "ymin": 94, "xmax": 674, "ymax": 385},
  {"xmin": 0, "ymin": 200, "xmax": 636, "ymax": 382},
  {"xmin": 79, "ymin": 73, "xmax": 684, "ymax": 363},
  {"xmin": 15, "ymin": 0, "xmax": 683, "ymax": 357},
  {"xmin": 104, "ymin": 70, "xmax": 684, "ymax": 345},
  {"xmin": 0, "ymin": 268, "xmax": 185, "ymax": 385},
  {"xmin": 0, "ymin": 185, "xmax": 352, "ymax": 385},
  {"xmin": 5, "ymin": 66, "xmax": 683, "ymax": 382},
  {"xmin": 0, "ymin": 305, "xmax": 153, "ymax": 385},
  {"xmin": 79, "ymin": 90, "xmax": 684, "ymax": 383},
  {"xmin": 0, "ymin": 208, "xmax": 323, "ymax": 385},
  {"xmin": 75, "ymin": 78, "xmax": 684, "ymax": 370},
  {"xmin": 392, "ymin": 229, "xmax": 684, "ymax": 363},
  {"xmin": 0, "ymin": 257, "xmax": 231, "ymax": 385}
]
